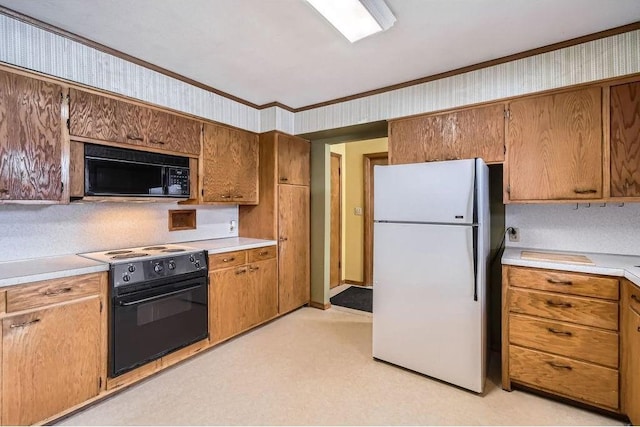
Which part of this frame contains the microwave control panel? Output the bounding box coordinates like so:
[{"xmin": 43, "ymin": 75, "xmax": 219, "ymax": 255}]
[{"xmin": 167, "ymin": 168, "xmax": 190, "ymax": 195}]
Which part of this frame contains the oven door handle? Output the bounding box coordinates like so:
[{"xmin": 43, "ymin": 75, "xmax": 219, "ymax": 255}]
[{"xmin": 117, "ymin": 285, "xmax": 202, "ymax": 307}]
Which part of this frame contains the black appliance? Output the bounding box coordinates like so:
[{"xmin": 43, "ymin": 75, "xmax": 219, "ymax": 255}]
[{"xmin": 84, "ymin": 143, "xmax": 190, "ymax": 198}]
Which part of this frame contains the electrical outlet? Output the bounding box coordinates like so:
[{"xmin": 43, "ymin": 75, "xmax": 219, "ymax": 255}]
[
  {"xmin": 229, "ymin": 220, "xmax": 236, "ymax": 232},
  {"xmin": 508, "ymin": 227, "xmax": 520, "ymax": 242}
]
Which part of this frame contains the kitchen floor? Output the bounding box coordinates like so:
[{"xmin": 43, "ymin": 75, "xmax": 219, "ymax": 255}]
[{"xmin": 60, "ymin": 307, "xmax": 622, "ymax": 426}]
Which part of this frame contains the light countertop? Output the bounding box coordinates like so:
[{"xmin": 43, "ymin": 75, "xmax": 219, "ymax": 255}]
[
  {"xmin": 0, "ymin": 255, "xmax": 109, "ymax": 288},
  {"xmin": 502, "ymin": 247, "xmax": 640, "ymax": 288},
  {"xmin": 181, "ymin": 237, "xmax": 277, "ymax": 254}
]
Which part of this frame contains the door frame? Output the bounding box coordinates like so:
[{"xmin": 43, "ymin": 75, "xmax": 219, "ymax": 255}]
[
  {"xmin": 330, "ymin": 152, "xmax": 342, "ymax": 288},
  {"xmin": 363, "ymin": 152, "xmax": 388, "ymax": 286}
]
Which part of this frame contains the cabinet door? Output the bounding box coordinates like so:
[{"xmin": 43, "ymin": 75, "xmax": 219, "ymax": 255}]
[
  {"xmin": 2, "ymin": 297, "xmax": 101, "ymax": 425},
  {"xmin": 277, "ymin": 134, "xmax": 310, "ymax": 186},
  {"xmin": 69, "ymin": 88, "xmax": 145, "ymax": 145},
  {"xmin": 278, "ymin": 185, "xmax": 310, "ymax": 313},
  {"xmin": 209, "ymin": 266, "xmax": 248, "ymax": 343},
  {"xmin": 202, "ymin": 123, "xmax": 258, "ymax": 203},
  {"xmin": 389, "ymin": 104, "xmax": 505, "ymax": 164},
  {"xmin": 624, "ymin": 285, "xmax": 640, "ymax": 424},
  {"xmin": 507, "ymin": 87, "xmax": 602, "ymax": 201},
  {"xmin": 610, "ymin": 81, "xmax": 640, "ymax": 198},
  {"xmin": 245, "ymin": 258, "xmax": 277, "ymax": 328},
  {"xmin": 0, "ymin": 71, "xmax": 63, "ymax": 201},
  {"xmin": 146, "ymin": 109, "xmax": 201, "ymax": 156}
]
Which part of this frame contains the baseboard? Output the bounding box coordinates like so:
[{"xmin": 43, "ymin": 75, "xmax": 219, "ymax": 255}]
[
  {"xmin": 343, "ymin": 280, "xmax": 364, "ymax": 286},
  {"xmin": 309, "ymin": 301, "xmax": 331, "ymax": 310}
]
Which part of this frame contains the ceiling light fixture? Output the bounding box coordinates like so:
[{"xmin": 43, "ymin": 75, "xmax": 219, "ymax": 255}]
[{"xmin": 306, "ymin": 0, "xmax": 396, "ymax": 43}]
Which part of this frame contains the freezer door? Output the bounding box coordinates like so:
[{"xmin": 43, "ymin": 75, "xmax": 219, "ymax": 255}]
[
  {"xmin": 372, "ymin": 221, "xmax": 486, "ymax": 393},
  {"xmin": 374, "ymin": 159, "xmax": 475, "ymax": 224}
]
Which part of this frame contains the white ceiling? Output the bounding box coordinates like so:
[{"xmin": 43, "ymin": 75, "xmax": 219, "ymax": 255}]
[{"xmin": 1, "ymin": 0, "xmax": 640, "ymax": 109}]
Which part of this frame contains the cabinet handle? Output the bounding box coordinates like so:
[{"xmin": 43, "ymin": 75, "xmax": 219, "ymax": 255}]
[
  {"xmin": 43, "ymin": 287, "xmax": 72, "ymax": 296},
  {"xmin": 232, "ymin": 195, "xmax": 244, "ymax": 199},
  {"xmin": 10, "ymin": 318, "xmax": 41, "ymax": 328},
  {"xmin": 0, "ymin": 188, "xmax": 7, "ymax": 194},
  {"xmin": 546, "ymin": 300, "xmax": 572, "ymax": 308},
  {"xmin": 280, "ymin": 177, "xmax": 289, "ymax": 182},
  {"xmin": 149, "ymin": 139, "xmax": 166, "ymax": 145},
  {"xmin": 546, "ymin": 278, "xmax": 572, "ymax": 285},
  {"xmin": 259, "ymin": 251, "xmax": 269, "ymax": 256},
  {"xmin": 632, "ymin": 294, "xmax": 640, "ymax": 303},
  {"xmin": 547, "ymin": 361, "xmax": 572, "ymax": 370},
  {"xmin": 573, "ymin": 188, "xmax": 597, "ymax": 194},
  {"xmin": 222, "ymin": 257, "xmax": 235, "ymax": 263},
  {"xmin": 126, "ymin": 134, "xmax": 144, "ymax": 141},
  {"xmin": 249, "ymin": 266, "xmax": 260, "ymax": 272},
  {"xmin": 220, "ymin": 195, "xmax": 231, "ymax": 199},
  {"xmin": 279, "ymin": 237, "xmax": 288, "ymax": 242},
  {"xmin": 235, "ymin": 268, "xmax": 247, "ymax": 275},
  {"xmin": 547, "ymin": 328, "xmax": 572, "ymax": 337}
]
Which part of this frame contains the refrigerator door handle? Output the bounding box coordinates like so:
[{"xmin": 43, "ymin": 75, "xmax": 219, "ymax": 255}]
[{"xmin": 472, "ymin": 225, "xmax": 478, "ymax": 301}]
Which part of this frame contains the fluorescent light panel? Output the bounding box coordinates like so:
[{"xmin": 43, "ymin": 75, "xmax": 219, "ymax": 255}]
[{"xmin": 306, "ymin": 0, "xmax": 396, "ymax": 43}]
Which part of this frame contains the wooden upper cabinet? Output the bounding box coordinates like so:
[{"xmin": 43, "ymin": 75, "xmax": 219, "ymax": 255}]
[
  {"xmin": 278, "ymin": 133, "xmax": 310, "ymax": 186},
  {"xmin": 506, "ymin": 87, "xmax": 603, "ymax": 202},
  {"xmin": 0, "ymin": 70, "xmax": 64, "ymax": 202},
  {"xmin": 388, "ymin": 104, "xmax": 505, "ymax": 165},
  {"xmin": 202, "ymin": 123, "xmax": 258, "ymax": 204},
  {"xmin": 610, "ymin": 81, "xmax": 640, "ymax": 198},
  {"xmin": 69, "ymin": 89, "xmax": 200, "ymax": 156}
]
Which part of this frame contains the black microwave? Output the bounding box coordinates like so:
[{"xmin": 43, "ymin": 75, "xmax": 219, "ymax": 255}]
[{"xmin": 84, "ymin": 144, "xmax": 190, "ymax": 198}]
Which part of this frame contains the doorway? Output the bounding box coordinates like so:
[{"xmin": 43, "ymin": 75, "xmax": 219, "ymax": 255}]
[
  {"xmin": 330, "ymin": 152, "xmax": 342, "ymax": 288},
  {"xmin": 363, "ymin": 152, "xmax": 388, "ymax": 286}
]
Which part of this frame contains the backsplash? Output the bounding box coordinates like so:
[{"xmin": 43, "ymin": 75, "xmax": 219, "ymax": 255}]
[
  {"xmin": 505, "ymin": 202, "xmax": 640, "ymax": 256},
  {"xmin": 0, "ymin": 203, "xmax": 238, "ymax": 262}
]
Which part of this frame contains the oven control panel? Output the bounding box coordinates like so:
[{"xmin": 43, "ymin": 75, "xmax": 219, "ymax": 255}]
[{"xmin": 112, "ymin": 251, "xmax": 207, "ymax": 287}]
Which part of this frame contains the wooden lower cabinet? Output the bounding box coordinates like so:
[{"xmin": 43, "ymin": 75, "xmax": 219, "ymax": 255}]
[
  {"xmin": 502, "ymin": 265, "xmax": 621, "ymax": 412},
  {"xmin": 623, "ymin": 280, "xmax": 640, "ymax": 425},
  {"xmin": 2, "ymin": 296, "xmax": 102, "ymax": 425},
  {"xmin": 209, "ymin": 248, "xmax": 277, "ymax": 344}
]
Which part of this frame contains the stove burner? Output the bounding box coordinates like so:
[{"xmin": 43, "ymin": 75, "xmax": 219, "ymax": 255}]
[
  {"xmin": 111, "ymin": 252, "xmax": 150, "ymax": 260},
  {"xmin": 105, "ymin": 250, "xmax": 133, "ymax": 255},
  {"xmin": 162, "ymin": 248, "xmax": 186, "ymax": 253},
  {"xmin": 142, "ymin": 246, "xmax": 167, "ymax": 251}
]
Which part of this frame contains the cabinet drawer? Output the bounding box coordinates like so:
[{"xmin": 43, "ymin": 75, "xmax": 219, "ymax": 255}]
[
  {"xmin": 6, "ymin": 273, "xmax": 102, "ymax": 313},
  {"xmin": 509, "ymin": 288, "xmax": 618, "ymax": 331},
  {"xmin": 247, "ymin": 246, "xmax": 277, "ymax": 262},
  {"xmin": 509, "ymin": 314, "xmax": 618, "ymax": 368},
  {"xmin": 509, "ymin": 345, "xmax": 618, "ymax": 409},
  {"xmin": 508, "ymin": 267, "xmax": 619, "ymax": 300},
  {"xmin": 625, "ymin": 281, "xmax": 640, "ymax": 315},
  {"xmin": 208, "ymin": 250, "xmax": 247, "ymax": 270}
]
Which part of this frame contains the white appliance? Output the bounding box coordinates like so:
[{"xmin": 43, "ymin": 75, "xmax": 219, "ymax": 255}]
[{"xmin": 372, "ymin": 158, "xmax": 489, "ymax": 393}]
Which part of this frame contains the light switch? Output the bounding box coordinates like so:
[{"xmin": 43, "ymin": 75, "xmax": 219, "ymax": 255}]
[
  {"xmin": 230, "ymin": 220, "xmax": 236, "ymax": 232},
  {"xmin": 354, "ymin": 207, "xmax": 363, "ymax": 216}
]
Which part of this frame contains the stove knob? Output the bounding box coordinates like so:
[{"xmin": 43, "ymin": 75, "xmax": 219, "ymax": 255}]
[
  {"xmin": 122, "ymin": 274, "xmax": 130, "ymax": 282},
  {"xmin": 128, "ymin": 265, "xmax": 136, "ymax": 273},
  {"xmin": 189, "ymin": 255, "xmax": 195, "ymax": 262},
  {"xmin": 168, "ymin": 260, "xmax": 176, "ymax": 270},
  {"xmin": 194, "ymin": 261, "xmax": 200, "ymax": 269},
  {"xmin": 154, "ymin": 263, "xmax": 164, "ymax": 273}
]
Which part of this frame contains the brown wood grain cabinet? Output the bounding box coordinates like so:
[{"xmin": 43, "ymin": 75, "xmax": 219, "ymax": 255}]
[
  {"xmin": 610, "ymin": 81, "xmax": 640, "ymax": 198},
  {"xmin": 623, "ymin": 280, "xmax": 640, "ymax": 425},
  {"xmin": 505, "ymin": 87, "xmax": 603, "ymax": 202},
  {"xmin": 0, "ymin": 70, "xmax": 64, "ymax": 202},
  {"xmin": 202, "ymin": 123, "xmax": 259, "ymax": 204},
  {"xmin": 69, "ymin": 89, "xmax": 200, "ymax": 156},
  {"xmin": 209, "ymin": 248, "xmax": 277, "ymax": 344},
  {"xmin": 502, "ymin": 265, "xmax": 621, "ymax": 412},
  {"xmin": 1, "ymin": 273, "xmax": 106, "ymax": 426},
  {"xmin": 388, "ymin": 103, "xmax": 506, "ymax": 165},
  {"xmin": 239, "ymin": 131, "xmax": 311, "ymax": 314}
]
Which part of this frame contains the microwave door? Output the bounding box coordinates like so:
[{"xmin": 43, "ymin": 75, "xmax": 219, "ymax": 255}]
[{"xmin": 85, "ymin": 158, "xmax": 165, "ymax": 197}]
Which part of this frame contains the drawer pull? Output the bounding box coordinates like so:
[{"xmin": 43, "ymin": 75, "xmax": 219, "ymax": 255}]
[
  {"xmin": 126, "ymin": 134, "xmax": 144, "ymax": 141},
  {"xmin": 547, "ymin": 361, "xmax": 573, "ymax": 370},
  {"xmin": 232, "ymin": 195, "xmax": 244, "ymax": 199},
  {"xmin": 573, "ymin": 188, "xmax": 597, "ymax": 194},
  {"xmin": 220, "ymin": 195, "xmax": 231, "ymax": 199},
  {"xmin": 149, "ymin": 139, "xmax": 166, "ymax": 145},
  {"xmin": 10, "ymin": 318, "xmax": 41, "ymax": 328},
  {"xmin": 222, "ymin": 257, "xmax": 235, "ymax": 263},
  {"xmin": 279, "ymin": 237, "xmax": 288, "ymax": 242},
  {"xmin": 0, "ymin": 188, "xmax": 8, "ymax": 193},
  {"xmin": 280, "ymin": 177, "xmax": 289, "ymax": 182},
  {"xmin": 249, "ymin": 266, "xmax": 260, "ymax": 272},
  {"xmin": 546, "ymin": 300, "xmax": 573, "ymax": 308},
  {"xmin": 43, "ymin": 287, "xmax": 72, "ymax": 296},
  {"xmin": 632, "ymin": 294, "xmax": 640, "ymax": 303},
  {"xmin": 546, "ymin": 278, "xmax": 573, "ymax": 285},
  {"xmin": 547, "ymin": 328, "xmax": 573, "ymax": 337},
  {"xmin": 235, "ymin": 268, "xmax": 247, "ymax": 275},
  {"xmin": 259, "ymin": 251, "xmax": 269, "ymax": 256}
]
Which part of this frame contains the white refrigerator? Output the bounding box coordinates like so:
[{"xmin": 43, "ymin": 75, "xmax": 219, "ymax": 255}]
[{"xmin": 372, "ymin": 158, "xmax": 489, "ymax": 393}]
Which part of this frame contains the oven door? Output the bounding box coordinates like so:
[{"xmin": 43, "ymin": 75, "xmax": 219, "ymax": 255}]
[{"xmin": 111, "ymin": 276, "xmax": 208, "ymax": 377}]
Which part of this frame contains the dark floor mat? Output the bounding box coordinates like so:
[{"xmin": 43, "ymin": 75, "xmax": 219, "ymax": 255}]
[{"xmin": 330, "ymin": 286, "xmax": 372, "ymax": 312}]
